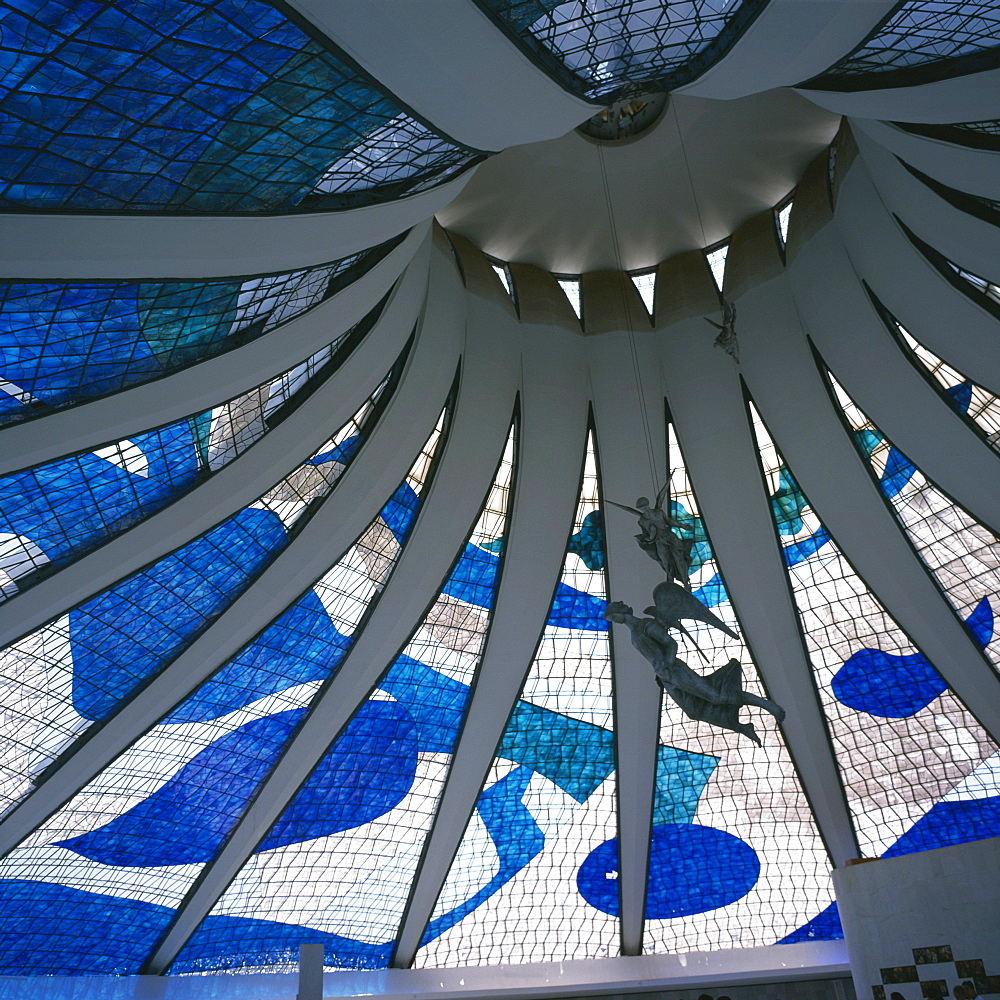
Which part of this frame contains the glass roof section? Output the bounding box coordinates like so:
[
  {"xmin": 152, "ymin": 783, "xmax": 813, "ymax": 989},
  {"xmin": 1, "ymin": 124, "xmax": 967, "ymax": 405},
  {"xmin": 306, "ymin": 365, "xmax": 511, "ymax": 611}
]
[
  {"xmin": 0, "ymin": 402, "xmax": 452, "ymax": 975},
  {"xmin": 1, "ymin": 0, "xmax": 999, "ymax": 983},
  {"xmin": 0, "ymin": 308, "xmax": 398, "ymax": 600},
  {"xmin": 828, "ymin": 375, "xmax": 1000, "ymax": 678},
  {"xmin": 642, "ymin": 422, "xmax": 833, "ymax": 951},
  {"xmin": 0, "ymin": 235, "xmax": 401, "ymax": 422},
  {"xmin": 748, "ymin": 402, "xmax": 999, "ymax": 861},
  {"xmin": 474, "ymin": 0, "xmax": 768, "ymax": 101},
  {"xmin": 417, "ymin": 429, "xmax": 617, "ymax": 967},
  {"xmin": 804, "ymin": 1, "xmax": 1000, "ymax": 90},
  {"xmin": 0, "ymin": 1, "xmax": 481, "ymax": 213},
  {"xmin": 867, "ymin": 291, "xmax": 1000, "ymax": 450},
  {"xmin": 895, "ymin": 119, "xmax": 1000, "ymax": 152},
  {"xmin": 0, "ymin": 365, "xmax": 402, "ymax": 821},
  {"xmin": 176, "ymin": 419, "xmax": 517, "ymax": 972}
]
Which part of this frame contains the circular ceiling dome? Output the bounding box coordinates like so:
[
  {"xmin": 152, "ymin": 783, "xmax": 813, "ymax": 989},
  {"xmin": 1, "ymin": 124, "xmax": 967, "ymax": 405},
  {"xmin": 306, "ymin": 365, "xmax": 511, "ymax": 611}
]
[
  {"xmin": 575, "ymin": 91, "xmax": 669, "ymax": 141},
  {"xmin": 438, "ymin": 89, "xmax": 840, "ymax": 272},
  {"xmin": 0, "ymin": 0, "xmax": 999, "ymax": 989}
]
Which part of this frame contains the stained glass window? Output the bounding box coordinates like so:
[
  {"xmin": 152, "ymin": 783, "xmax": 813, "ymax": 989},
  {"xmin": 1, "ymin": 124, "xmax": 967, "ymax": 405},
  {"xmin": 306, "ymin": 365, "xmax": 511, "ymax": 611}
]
[
  {"xmin": 866, "ymin": 290, "xmax": 1000, "ymax": 450},
  {"xmin": 0, "ymin": 237, "xmax": 400, "ymax": 423},
  {"xmin": 804, "ymin": 1, "xmax": 1000, "ymax": 90},
  {"xmin": 474, "ymin": 0, "xmax": 767, "ymax": 100},
  {"xmin": 0, "ymin": 402, "xmax": 451, "ymax": 976},
  {"xmin": 0, "ymin": 1, "xmax": 480, "ymax": 212},
  {"xmin": 0, "ymin": 363, "xmax": 405, "ymax": 820},
  {"xmin": 173, "ymin": 419, "xmax": 517, "ymax": 972},
  {"xmin": 642, "ymin": 421, "xmax": 833, "ymax": 952},
  {"xmin": 827, "ymin": 375, "xmax": 1000, "ymax": 678},
  {"xmin": 748, "ymin": 402, "xmax": 998, "ymax": 862},
  {"xmin": 894, "ymin": 119, "xmax": 1000, "ymax": 152},
  {"xmin": 417, "ymin": 428, "xmax": 617, "ymax": 967},
  {"xmin": 0, "ymin": 304, "xmax": 394, "ymax": 601}
]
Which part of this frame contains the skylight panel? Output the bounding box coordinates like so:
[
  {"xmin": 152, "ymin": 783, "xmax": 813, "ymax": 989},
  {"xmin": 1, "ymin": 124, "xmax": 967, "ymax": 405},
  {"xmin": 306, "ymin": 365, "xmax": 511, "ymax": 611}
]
[
  {"xmin": 630, "ymin": 270, "xmax": 656, "ymax": 316},
  {"xmin": 775, "ymin": 199, "xmax": 793, "ymax": 248},
  {"xmin": 490, "ymin": 264, "xmax": 510, "ymax": 296},
  {"xmin": 556, "ymin": 277, "xmax": 582, "ymax": 320},
  {"xmin": 948, "ymin": 261, "xmax": 1000, "ymax": 305},
  {"xmin": 705, "ymin": 243, "xmax": 729, "ymax": 292}
]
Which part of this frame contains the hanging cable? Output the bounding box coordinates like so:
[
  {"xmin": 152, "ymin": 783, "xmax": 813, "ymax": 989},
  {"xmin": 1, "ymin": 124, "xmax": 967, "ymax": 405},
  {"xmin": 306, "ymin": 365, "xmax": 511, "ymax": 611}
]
[{"xmin": 596, "ymin": 141, "xmax": 660, "ymax": 491}]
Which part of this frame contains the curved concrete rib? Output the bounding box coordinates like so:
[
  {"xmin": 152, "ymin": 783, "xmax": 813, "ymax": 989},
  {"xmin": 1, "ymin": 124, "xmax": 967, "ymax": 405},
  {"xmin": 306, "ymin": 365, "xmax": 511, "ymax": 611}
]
[
  {"xmin": 0, "ymin": 223, "xmax": 429, "ymax": 475},
  {"xmin": 788, "ymin": 221, "xmax": 1000, "ymax": 537},
  {"xmin": 834, "ymin": 156, "xmax": 1000, "ymax": 398},
  {"xmin": 678, "ymin": 0, "xmax": 898, "ymax": 100},
  {"xmin": 0, "ymin": 171, "xmax": 475, "ymax": 280},
  {"xmin": 851, "ymin": 118, "xmax": 1000, "ymax": 203},
  {"xmin": 288, "ymin": 0, "xmax": 594, "ymax": 152},
  {"xmin": 0, "ymin": 245, "xmax": 465, "ymax": 862},
  {"xmin": 393, "ymin": 294, "xmax": 590, "ymax": 968},
  {"xmin": 854, "ymin": 129, "xmax": 1000, "ymax": 286},
  {"xmin": 656, "ymin": 297, "xmax": 858, "ymax": 868},
  {"xmin": 0, "ymin": 249, "xmax": 429, "ymax": 651},
  {"xmin": 590, "ymin": 329, "xmax": 668, "ymax": 954},
  {"xmin": 142, "ymin": 249, "xmax": 522, "ymax": 976},
  {"xmin": 797, "ymin": 66, "xmax": 1000, "ymax": 124},
  {"xmin": 737, "ymin": 279, "xmax": 1000, "ymax": 744}
]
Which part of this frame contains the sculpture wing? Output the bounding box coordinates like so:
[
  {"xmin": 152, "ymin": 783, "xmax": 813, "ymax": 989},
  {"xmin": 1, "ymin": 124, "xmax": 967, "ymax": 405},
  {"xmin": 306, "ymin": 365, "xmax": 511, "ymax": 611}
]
[
  {"xmin": 654, "ymin": 481, "xmax": 670, "ymax": 509},
  {"xmin": 606, "ymin": 500, "xmax": 641, "ymax": 516},
  {"xmin": 650, "ymin": 581, "xmax": 740, "ymax": 641}
]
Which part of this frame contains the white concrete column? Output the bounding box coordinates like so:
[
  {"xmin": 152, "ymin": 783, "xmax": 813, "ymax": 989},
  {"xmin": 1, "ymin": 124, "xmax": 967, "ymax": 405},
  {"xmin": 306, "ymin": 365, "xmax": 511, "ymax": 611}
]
[{"xmin": 288, "ymin": 0, "xmax": 594, "ymax": 152}]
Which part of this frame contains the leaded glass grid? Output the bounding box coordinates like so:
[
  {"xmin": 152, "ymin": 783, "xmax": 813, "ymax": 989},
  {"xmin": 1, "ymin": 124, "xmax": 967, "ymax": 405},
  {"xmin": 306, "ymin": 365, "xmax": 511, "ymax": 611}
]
[
  {"xmin": 642, "ymin": 421, "xmax": 832, "ymax": 953},
  {"xmin": 893, "ymin": 118, "xmax": 1000, "ymax": 157},
  {"xmin": 474, "ymin": 0, "xmax": 767, "ymax": 101},
  {"xmin": 804, "ymin": 0, "xmax": 1000, "ymax": 90},
  {"xmin": 0, "ymin": 236, "xmax": 400, "ymax": 423},
  {"xmin": 866, "ymin": 290, "xmax": 1000, "ymax": 451},
  {"xmin": 173, "ymin": 419, "xmax": 517, "ymax": 973},
  {"xmin": 0, "ymin": 401, "xmax": 452, "ymax": 976},
  {"xmin": 827, "ymin": 374, "xmax": 1000, "ymax": 678},
  {"xmin": 416, "ymin": 428, "xmax": 617, "ymax": 968},
  {"xmin": 0, "ymin": 364, "xmax": 403, "ymax": 820},
  {"xmin": 0, "ymin": 1, "xmax": 480, "ymax": 213},
  {"xmin": 0, "ymin": 305, "xmax": 393, "ymax": 601},
  {"xmin": 748, "ymin": 402, "xmax": 998, "ymax": 861}
]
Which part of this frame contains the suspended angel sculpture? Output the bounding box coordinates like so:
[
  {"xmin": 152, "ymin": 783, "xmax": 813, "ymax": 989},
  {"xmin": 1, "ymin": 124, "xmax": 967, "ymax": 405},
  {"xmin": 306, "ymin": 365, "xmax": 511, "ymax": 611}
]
[
  {"xmin": 605, "ymin": 593, "xmax": 785, "ymax": 745},
  {"xmin": 607, "ymin": 484, "xmax": 693, "ymax": 588},
  {"xmin": 705, "ymin": 298, "xmax": 738, "ymax": 362}
]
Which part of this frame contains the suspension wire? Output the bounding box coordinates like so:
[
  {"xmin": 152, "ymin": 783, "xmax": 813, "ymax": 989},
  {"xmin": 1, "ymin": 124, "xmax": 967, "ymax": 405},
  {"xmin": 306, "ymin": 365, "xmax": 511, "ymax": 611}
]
[
  {"xmin": 671, "ymin": 98, "xmax": 708, "ymax": 249},
  {"xmin": 596, "ymin": 141, "xmax": 660, "ymax": 492}
]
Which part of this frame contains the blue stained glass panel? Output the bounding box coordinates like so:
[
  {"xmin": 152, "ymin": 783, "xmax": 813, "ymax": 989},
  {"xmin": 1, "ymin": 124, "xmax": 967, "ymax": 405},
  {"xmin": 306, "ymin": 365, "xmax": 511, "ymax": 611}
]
[
  {"xmin": 0, "ymin": 371, "xmax": 400, "ymax": 822},
  {"xmin": 418, "ymin": 430, "xmax": 620, "ymax": 967},
  {"xmin": 639, "ymin": 423, "xmax": 833, "ymax": 955},
  {"xmin": 179, "ymin": 423, "xmax": 514, "ymax": 973},
  {"xmin": 0, "ymin": 416, "xmax": 205, "ymax": 593},
  {"xmin": 748, "ymin": 400, "xmax": 999, "ymax": 860},
  {"xmin": 0, "ymin": 236, "xmax": 398, "ymax": 424},
  {"xmin": 0, "ymin": 1, "xmax": 478, "ymax": 212},
  {"xmin": 0, "ymin": 405, "xmax": 451, "ymax": 976}
]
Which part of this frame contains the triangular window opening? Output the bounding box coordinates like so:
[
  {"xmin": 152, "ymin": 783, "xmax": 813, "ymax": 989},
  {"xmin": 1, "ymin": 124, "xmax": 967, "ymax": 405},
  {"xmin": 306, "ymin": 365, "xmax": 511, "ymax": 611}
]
[
  {"xmin": 775, "ymin": 197, "xmax": 793, "ymax": 249},
  {"xmin": 705, "ymin": 242, "xmax": 728, "ymax": 293},
  {"xmin": 555, "ymin": 276, "xmax": 582, "ymax": 320},
  {"xmin": 630, "ymin": 269, "xmax": 656, "ymax": 317}
]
